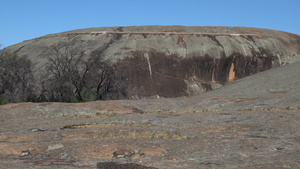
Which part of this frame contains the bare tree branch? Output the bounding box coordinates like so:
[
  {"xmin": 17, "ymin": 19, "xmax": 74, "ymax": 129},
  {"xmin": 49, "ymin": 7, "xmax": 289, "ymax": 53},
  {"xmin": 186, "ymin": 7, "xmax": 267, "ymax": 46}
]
[{"xmin": 38, "ymin": 36, "xmax": 128, "ymax": 102}]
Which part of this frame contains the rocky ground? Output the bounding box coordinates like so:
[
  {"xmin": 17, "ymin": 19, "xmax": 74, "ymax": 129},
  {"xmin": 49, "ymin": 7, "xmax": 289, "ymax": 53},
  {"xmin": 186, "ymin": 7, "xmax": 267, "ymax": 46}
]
[{"xmin": 0, "ymin": 61, "xmax": 300, "ymax": 168}]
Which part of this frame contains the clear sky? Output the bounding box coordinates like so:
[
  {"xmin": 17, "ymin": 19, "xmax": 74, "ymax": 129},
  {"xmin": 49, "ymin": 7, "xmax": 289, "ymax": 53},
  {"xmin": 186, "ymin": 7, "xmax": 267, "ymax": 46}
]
[{"xmin": 1, "ymin": 0, "xmax": 299, "ymax": 47}]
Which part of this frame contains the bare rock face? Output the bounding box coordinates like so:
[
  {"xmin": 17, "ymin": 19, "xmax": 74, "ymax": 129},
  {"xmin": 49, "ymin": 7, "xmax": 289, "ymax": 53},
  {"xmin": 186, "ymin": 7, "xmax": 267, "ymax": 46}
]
[{"xmin": 5, "ymin": 26, "xmax": 300, "ymax": 98}]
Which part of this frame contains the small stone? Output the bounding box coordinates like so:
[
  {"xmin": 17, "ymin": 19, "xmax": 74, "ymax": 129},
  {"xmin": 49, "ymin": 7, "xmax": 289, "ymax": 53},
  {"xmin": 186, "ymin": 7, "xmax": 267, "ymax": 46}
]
[
  {"xmin": 60, "ymin": 153, "xmax": 69, "ymax": 159},
  {"xmin": 47, "ymin": 144, "xmax": 64, "ymax": 151},
  {"xmin": 19, "ymin": 150, "xmax": 30, "ymax": 157},
  {"xmin": 276, "ymin": 147, "xmax": 284, "ymax": 150},
  {"xmin": 183, "ymin": 135, "xmax": 191, "ymax": 139},
  {"xmin": 134, "ymin": 149, "xmax": 140, "ymax": 154},
  {"xmin": 30, "ymin": 128, "xmax": 45, "ymax": 132}
]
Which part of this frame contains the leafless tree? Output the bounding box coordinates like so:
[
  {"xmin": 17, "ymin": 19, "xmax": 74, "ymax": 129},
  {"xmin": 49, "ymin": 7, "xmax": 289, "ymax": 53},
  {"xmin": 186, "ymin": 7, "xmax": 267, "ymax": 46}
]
[
  {"xmin": 39, "ymin": 36, "xmax": 127, "ymax": 102},
  {"xmin": 0, "ymin": 48, "xmax": 34, "ymax": 103},
  {"xmin": 39, "ymin": 36, "xmax": 85, "ymax": 101}
]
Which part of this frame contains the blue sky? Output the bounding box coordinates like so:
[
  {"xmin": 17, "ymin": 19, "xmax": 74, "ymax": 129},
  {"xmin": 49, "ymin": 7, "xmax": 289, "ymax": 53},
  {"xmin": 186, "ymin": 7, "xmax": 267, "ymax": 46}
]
[{"xmin": 1, "ymin": 0, "xmax": 299, "ymax": 47}]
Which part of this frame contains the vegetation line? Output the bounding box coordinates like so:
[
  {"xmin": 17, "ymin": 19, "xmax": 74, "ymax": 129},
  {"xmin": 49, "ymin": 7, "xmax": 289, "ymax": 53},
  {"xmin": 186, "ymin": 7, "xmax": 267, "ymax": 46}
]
[{"xmin": 25, "ymin": 32, "xmax": 259, "ymax": 42}]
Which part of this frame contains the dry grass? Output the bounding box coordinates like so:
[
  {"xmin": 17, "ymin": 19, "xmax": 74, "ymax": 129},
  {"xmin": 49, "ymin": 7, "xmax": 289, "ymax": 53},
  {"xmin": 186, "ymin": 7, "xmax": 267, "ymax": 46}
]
[
  {"xmin": 33, "ymin": 111, "xmax": 118, "ymax": 119},
  {"xmin": 88, "ymin": 130, "xmax": 184, "ymax": 140},
  {"xmin": 238, "ymin": 106, "xmax": 300, "ymax": 112},
  {"xmin": 145, "ymin": 109, "xmax": 215, "ymax": 114},
  {"xmin": 65, "ymin": 129, "xmax": 185, "ymax": 141},
  {"xmin": 201, "ymin": 125, "xmax": 251, "ymax": 134}
]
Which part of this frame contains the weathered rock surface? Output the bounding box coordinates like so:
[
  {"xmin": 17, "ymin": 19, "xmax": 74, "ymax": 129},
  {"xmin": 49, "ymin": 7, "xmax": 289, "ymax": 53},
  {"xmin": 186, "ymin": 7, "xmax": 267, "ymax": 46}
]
[
  {"xmin": 1, "ymin": 60, "xmax": 299, "ymax": 168},
  {"xmin": 1, "ymin": 26, "xmax": 300, "ymax": 168},
  {"xmin": 5, "ymin": 26, "xmax": 300, "ymax": 98}
]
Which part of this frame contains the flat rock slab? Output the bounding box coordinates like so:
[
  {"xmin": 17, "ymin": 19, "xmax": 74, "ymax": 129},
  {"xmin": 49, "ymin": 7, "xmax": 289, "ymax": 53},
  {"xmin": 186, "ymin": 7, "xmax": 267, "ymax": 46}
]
[{"xmin": 0, "ymin": 62, "xmax": 300, "ymax": 168}]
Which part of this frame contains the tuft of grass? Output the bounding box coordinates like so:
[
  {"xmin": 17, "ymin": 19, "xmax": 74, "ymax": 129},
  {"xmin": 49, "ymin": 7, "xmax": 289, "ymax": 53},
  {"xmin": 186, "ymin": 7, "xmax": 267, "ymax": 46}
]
[{"xmin": 96, "ymin": 111, "xmax": 117, "ymax": 118}]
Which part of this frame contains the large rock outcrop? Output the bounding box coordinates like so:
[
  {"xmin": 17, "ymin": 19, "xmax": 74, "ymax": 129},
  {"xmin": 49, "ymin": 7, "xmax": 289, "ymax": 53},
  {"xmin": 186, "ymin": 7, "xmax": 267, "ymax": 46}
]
[{"xmin": 5, "ymin": 26, "xmax": 300, "ymax": 98}]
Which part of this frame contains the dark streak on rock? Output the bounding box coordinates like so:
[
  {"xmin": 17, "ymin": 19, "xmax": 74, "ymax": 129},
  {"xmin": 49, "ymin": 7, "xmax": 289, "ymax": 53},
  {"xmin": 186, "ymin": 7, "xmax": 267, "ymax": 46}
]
[
  {"xmin": 97, "ymin": 162, "xmax": 158, "ymax": 169},
  {"xmin": 116, "ymin": 48, "xmax": 279, "ymax": 97},
  {"xmin": 206, "ymin": 35, "xmax": 226, "ymax": 58},
  {"xmin": 199, "ymin": 162, "xmax": 222, "ymax": 166},
  {"xmin": 245, "ymin": 135, "xmax": 268, "ymax": 139}
]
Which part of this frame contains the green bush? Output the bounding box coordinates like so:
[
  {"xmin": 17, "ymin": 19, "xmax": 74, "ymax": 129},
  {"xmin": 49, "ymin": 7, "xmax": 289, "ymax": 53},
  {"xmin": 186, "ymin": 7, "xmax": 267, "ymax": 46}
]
[{"xmin": 0, "ymin": 95, "xmax": 8, "ymax": 105}]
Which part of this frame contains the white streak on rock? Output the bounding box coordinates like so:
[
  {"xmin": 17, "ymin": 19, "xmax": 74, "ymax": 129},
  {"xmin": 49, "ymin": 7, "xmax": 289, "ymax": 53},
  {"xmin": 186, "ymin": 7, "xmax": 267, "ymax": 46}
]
[
  {"xmin": 277, "ymin": 54, "xmax": 282, "ymax": 65},
  {"xmin": 241, "ymin": 45, "xmax": 247, "ymax": 56},
  {"xmin": 145, "ymin": 53, "xmax": 152, "ymax": 76}
]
